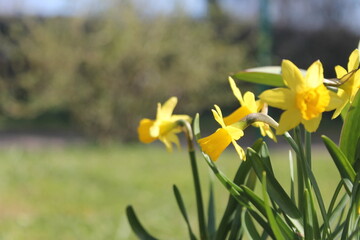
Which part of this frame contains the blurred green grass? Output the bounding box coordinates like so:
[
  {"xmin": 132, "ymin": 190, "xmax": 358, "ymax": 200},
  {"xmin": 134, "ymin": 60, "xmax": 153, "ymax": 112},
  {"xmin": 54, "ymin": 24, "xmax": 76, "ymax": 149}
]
[{"xmin": 0, "ymin": 143, "xmax": 340, "ymax": 239}]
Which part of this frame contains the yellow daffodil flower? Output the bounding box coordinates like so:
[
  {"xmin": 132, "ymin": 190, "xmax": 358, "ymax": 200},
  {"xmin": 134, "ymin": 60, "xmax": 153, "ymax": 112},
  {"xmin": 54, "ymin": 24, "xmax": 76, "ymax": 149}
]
[
  {"xmin": 137, "ymin": 97, "xmax": 191, "ymax": 151},
  {"xmin": 332, "ymin": 49, "xmax": 360, "ymax": 118},
  {"xmin": 224, "ymin": 77, "xmax": 276, "ymax": 141},
  {"xmin": 259, "ymin": 60, "xmax": 339, "ymax": 135},
  {"xmin": 198, "ymin": 105, "xmax": 245, "ymax": 161}
]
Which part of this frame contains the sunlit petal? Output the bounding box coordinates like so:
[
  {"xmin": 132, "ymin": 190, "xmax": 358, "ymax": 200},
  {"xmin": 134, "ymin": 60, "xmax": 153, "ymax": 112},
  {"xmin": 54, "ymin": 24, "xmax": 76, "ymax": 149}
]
[
  {"xmin": 212, "ymin": 105, "xmax": 226, "ymax": 127},
  {"xmin": 282, "ymin": 60, "xmax": 305, "ymax": 92},
  {"xmin": 159, "ymin": 135, "xmax": 173, "ymax": 152},
  {"xmin": 157, "ymin": 97, "xmax": 178, "ymax": 120},
  {"xmin": 243, "ymin": 91, "xmax": 257, "ymax": 112},
  {"xmin": 331, "ymin": 89, "xmax": 349, "ymax": 119},
  {"xmin": 276, "ymin": 109, "xmax": 302, "ymax": 135},
  {"xmin": 225, "ymin": 126, "xmax": 244, "ymax": 140},
  {"xmin": 348, "ymin": 49, "xmax": 359, "ymax": 71},
  {"xmin": 259, "ymin": 88, "xmax": 295, "ymax": 110},
  {"xmin": 335, "ymin": 65, "xmax": 347, "ymax": 79},
  {"xmin": 305, "ymin": 60, "xmax": 323, "ymax": 88},
  {"xmin": 229, "ymin": 77, "xmax": 244, "ymax": 105},
  {"xmin": 302, "ymin": 115, "xmax": 322, "ymax": 133},
  {"xmin": 232, "ymin": 140, "xmax": 246, "ymax": 160},
  {"xmin": 171, "ymin": 114, "xmax": 192, "ymax": 123}
]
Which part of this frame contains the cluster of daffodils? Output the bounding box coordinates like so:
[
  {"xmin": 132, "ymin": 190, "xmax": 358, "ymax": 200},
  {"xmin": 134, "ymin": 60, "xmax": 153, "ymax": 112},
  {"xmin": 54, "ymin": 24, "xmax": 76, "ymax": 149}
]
[{"xmin": 138, "ymin": 49, "xmax": 360, "ymax": 161}]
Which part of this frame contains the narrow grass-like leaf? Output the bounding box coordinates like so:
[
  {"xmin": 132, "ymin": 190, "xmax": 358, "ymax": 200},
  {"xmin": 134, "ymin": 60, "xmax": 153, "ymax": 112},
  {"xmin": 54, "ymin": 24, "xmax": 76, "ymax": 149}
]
[
  {"xmin": 193, "ymin": 113, "xmax": 201, "ymax": 140},
  {"xmin": 241, "ymin": 185, "xmax": 297, "ymax": 239},
  {"xmin": 326, "ymin": 181, "xmax": 349, "ymax": 237},
  {"xmin": 301, "ymin": 154, "xmax": 330, "ymax": 238},
  {"xmin": 289, "ymin": 151, "xmax": 296, "ymax": 202},
  {"xmin": 125, "ymin": 205, "xmax": 159, "ymax": 240},
  {"xmin": 242, "ymin": 210, "xmax": 261, "ymax": 239},
  {"xmin": 207, "ymin": 181, "xmax": 216, "ymax": 240},
  {"xmin": 247, "ymin": 148, "xmax": 303, "ymax": 227},
  {"xmin": 228, "ymin": 206, "xmax": 243, "ymax": 240},
  {"xmin": 341, "ymin": 172, "xmax": 360, "ymax": 240},
  {"xmin": 322, "ymin": 135, "xmax": 356, "ymax": 182},
  {"xmin": 262, "ymin": 172, "xmax": 286, "ymax": 240},
  {"xmin": 215, "ymin": 160, "xmax": 252, "ymax": 240},
  {"xmin": 257, "ymin": 141, "xmax": 275, "ymax": 176},
  {"xmin": 340, "ymin": 91, "xmax": 360, "ymax": 165},
  {"xmin": 303, "ymin": 189, "xmax": 315, "ymax": 240},
  {"xmin": 173, "ymin": 185, "xmax": 197, "ymax": 240}
]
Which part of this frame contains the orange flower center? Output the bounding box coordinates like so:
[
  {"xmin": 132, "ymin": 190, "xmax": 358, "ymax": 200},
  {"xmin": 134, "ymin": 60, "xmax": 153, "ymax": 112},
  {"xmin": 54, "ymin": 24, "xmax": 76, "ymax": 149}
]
[{"xmin": 295, "ymin": 85, "xmax": 330, "ymax": 120}]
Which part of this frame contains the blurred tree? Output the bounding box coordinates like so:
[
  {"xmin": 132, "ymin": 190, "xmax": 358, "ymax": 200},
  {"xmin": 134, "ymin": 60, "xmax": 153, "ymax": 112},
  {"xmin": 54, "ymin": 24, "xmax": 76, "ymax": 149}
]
[{"xmin": 0, "ymin": 1, "xmax": 250, "ymax": 141}]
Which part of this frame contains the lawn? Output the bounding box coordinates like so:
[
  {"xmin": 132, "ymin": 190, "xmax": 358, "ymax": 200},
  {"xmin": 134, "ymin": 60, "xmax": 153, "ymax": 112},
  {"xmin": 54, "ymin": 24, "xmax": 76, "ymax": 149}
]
[{"xmin": 0, "ymin": 143, "xmax": 341, "ymax": 239}]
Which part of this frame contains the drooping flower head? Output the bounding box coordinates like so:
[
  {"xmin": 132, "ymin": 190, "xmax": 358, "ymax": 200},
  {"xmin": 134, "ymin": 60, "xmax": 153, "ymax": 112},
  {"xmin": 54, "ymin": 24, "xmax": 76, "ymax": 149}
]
[
  {"xmin": 259, "ymin": 60, "xmax": 338, "ymax": 135},
  {"xmin": 224, "ymin": 77, "xmax": 276, "ymax": 141},
  {"xmin": 332, "ymin": 49, "xmax": 360, "ymax": 118},
  {"xmin": 198, "ymin": 105, "xmax": 245, "ymax": 161},
  {"xmin": 138, "ymin": 97, "xmax": 191, "ymax": 151}
]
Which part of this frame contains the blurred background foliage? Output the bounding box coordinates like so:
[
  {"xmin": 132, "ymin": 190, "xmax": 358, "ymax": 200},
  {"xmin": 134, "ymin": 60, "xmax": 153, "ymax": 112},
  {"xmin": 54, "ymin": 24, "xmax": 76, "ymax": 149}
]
[
  {"xmin": 0, "ymin": 0, "xmax": 359, "ymax": 142},
  {"xmin": 0, "ymin": 1, "xmax": 253, "ymax": 141}
]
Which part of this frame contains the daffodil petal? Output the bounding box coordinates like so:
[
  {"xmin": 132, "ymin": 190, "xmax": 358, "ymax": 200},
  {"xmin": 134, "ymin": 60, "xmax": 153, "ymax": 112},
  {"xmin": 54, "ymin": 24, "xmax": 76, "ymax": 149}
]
[
  {"xmin": 232, "ymin": 140, "xmax": 246, "ymax": 160},
  {"xmin": 348, "ymin": 49, "xmax": 359, "ymax": 71},
  {"xmin": 259, "ymin": 88, "xmax": 295, "ymax": 110},
  {"xmin": 282, "ymin": 59, "xmax": 305, "ymax": 92},
  {"xmin": 305, "ymin": 60, "xmax": 323, "ymax": 88},
  {"xmin": 212, "ymin": 105, "xmax": 226, "ymax": 127},
  {"xmin": 326, "ymin": 90, "xmax": 344, "ymax": 111},
  {"xmin": 229, "ymin": 77, "xmax": 244, "ymax": 105},
  {"xmin": 243, "ymin": 91, "xmax": 257, "ymax": 112},
  {"xmin": 157, "ymin": 97, "xmax": 178, "ymax": 120},
  {"xmin": 335, "ymin": 65, "xmax": 347, "ymax": 79},
  {"xmin": 159, "ymin": 135, "xmax": 173, "ymax": 152},
  {"xmin": 171, "ymin": 114, "xmax": 192, "ymax": 123},
  {"xmin": 302, "ymin": 114, "xmax": 322, "ymax": 133},
  {"xmin": 276, "ymin": 109, "xmax": 301, "ymax": 135},
  {"xmin": 225, "ymin": 126, "xmax": 244, "ymax": 140},
  {"xmin": 162, "ymin": 132, "xmax": 180, "ymax": 152},
  {"xmin": 256, "ymin": 100, "xmax": 264, "ymax": 112},
  {"xmin": 331, "ymin": 89, "xmax": 349, "ymax": 119},
  {"xmin": 138, "ymin": 118, "xmax": 157, "ymax": 143}
]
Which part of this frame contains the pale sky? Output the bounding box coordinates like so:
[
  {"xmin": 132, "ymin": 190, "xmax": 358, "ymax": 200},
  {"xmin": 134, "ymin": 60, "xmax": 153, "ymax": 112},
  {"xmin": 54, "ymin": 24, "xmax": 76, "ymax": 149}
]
[{"xmin": 0, "ymin": 0, "xmax": 359, "ymax": 35}]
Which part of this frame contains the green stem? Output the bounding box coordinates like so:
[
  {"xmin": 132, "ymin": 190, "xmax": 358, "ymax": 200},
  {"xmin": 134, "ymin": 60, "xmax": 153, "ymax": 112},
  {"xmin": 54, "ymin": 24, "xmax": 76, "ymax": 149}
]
[
  {"xmin": 180, "ymin": 120, "xmax": 208, "ymax": 240},
  {"xmin": 305, "ymin": 130, "xmax": 312, "ymax": 169}
]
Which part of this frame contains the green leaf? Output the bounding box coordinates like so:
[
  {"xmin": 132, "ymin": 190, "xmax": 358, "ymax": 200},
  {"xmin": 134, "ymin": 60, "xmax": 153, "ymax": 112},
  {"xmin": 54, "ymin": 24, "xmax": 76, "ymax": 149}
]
[
  {"xmin": 322, "ymin": 135, "xmax": 356, "ymax": 183},
  {"xmin": 289, "ymin": 151, "xmax": 296, "ymax": 202},
  {"xmin": 232, "ymin": 71, "xmax": 284, "ymax": 87},
  {"xmin": 125, "ymin": 205, "xmax": 159, "ymax": 240},
  {"xmin": 262, "ymin": 172, "xmax": 286, "ymax": 240},
  {"xmin": 215, "ymin": 160, "xmax": 252, "ymax": 240},
  {"xmin": 340, "ymin": 91, "xmax": 360, "ymax": 166},
  {"xmin": 341, "ymin": 172, "xmax": 360, "ymax": 239},
  {"xmin": 173, "ymin": 185, "xmax": 197, "ymax": 240},
  {"xmin": 247, "ymin": 148, "xmax": 304, "ymax": 236},
  {"xmin": 247, "ymin": 148, "xmax": 302, "ymax": 218},
  {"xmin": 193, "ymin": 113, "xmax": 201, "ymax": 140},
  {"xmin": 228, "ymin": 206, "xmax": 243, "ymax": 240},
  {"xmin": 303, "ymin": 189, "xmax": 315, "ymax": 240},
  {"xmin": 242, "ymin": 210, "xmax": 261, "ymax": 240},
  {"xmin": 207, "ymin": 182, "xmax": 216, "ymax": 240}
]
